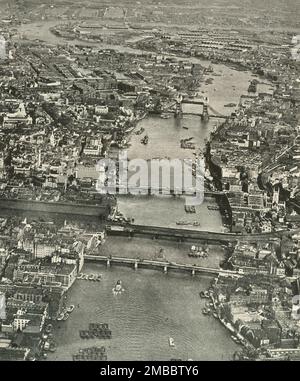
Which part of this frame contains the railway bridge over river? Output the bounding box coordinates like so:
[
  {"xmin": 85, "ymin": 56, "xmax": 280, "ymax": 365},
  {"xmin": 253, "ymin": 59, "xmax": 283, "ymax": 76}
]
[{"xmin": 105, "ymin": 223, "xmax": 297, "ymax": 245}]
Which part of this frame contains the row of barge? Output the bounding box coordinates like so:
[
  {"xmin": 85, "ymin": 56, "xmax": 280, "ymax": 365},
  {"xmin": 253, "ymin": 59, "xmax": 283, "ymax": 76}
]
[
  {"xmin": 80, "ymin": 323, "xmax": 112, "ymax": 340},
  {"xmin": 73, "ymin": 346, "xmax": 107, "ymax": 361}
]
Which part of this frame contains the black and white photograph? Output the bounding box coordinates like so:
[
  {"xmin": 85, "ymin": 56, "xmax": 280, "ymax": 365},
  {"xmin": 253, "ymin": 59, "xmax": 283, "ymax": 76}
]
[{"xmin": 0, "ymin": 0, "xmax": 299, "ymax": 365}]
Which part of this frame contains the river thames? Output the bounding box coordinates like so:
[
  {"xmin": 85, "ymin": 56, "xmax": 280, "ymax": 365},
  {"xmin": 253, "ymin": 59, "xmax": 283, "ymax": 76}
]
[
  {"xmin": 14, "ymin": 21, "xmax": 271, "ymax": 361},
  {"xmin": 48, "ymin": 263, "xmax": 239, "ymax": 361}
]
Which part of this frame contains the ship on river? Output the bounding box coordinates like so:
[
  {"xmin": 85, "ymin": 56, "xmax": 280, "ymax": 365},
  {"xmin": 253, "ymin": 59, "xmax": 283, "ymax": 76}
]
[{"xmin": 141, "ymin": 135, "xmax": 149, "ymax": 145}]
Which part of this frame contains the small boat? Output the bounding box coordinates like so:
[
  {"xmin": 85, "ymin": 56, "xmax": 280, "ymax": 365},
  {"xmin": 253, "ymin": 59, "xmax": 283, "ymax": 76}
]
[
  {"xmin": 112, "ymin": 280, "xmax": 124, "ymax": 295},
  {"xmin": 135, "ymin": 127, "xmax": 145, "ymax": 135},
  {"xmin": 77, "ymin": 273, "xmax": 83, "ymax": 280},
  {"xmin": 199, "ymin": 291, "xmax": 206, "ymax": 298},
  {"xmin": 57, "ymin": 313, "xmax": 64, "ymax": 321},
  {"xmin": 184, "ymin": 205, "xmax": 196, "ymax": 213},
  {"xmin": 183, "ymin": 126, "xmax": 189, "ymax": 130},
  {"xmin": 141, "ymin": 135, "xmax": 149, "ymax": 145},
  {"xmin": 88, "ymin": 274, "xmax": 95, "ymax": 281},
  {"xmin": 213, "ymin": 312, "xmax": 219, "ymax": 319},
  {"xmin": 82, "ymin": 274, "xmax": 88, "ymax": 280},
  {"xmin": 45, "ymin": 324, "xmax": 53, "ymax": 333},
  {"xmin": 125, "ymin": 126, "xmax": 135, "ymax": 133},
  {"xmin": 67, "ymin": 305, "xmax": 75, "ymax": 313},
  {"xmin": 80, "ymin": 330, "xmax": 88, "ymax": 339},
  {"xmin": 63, "ymin": 313, "xmax": 70, "ymax": 321},
  {"xmin": 207, "ymin": 205, "xmax": 219, "ymax": 211},
  {"xmin": 202, "ymin": 308, "xmax": 211, "ymax": 316},
  {"xmin": 96, "ymin": 274, "xmax": 102, "ymax": 282},
  {"xmin": 188, "ymin": 251, "xmax": 205, "ymax": 258},
  {"xmin": 49, "ymin": 343, "xmax": 57, "ymax": 353},
  {"xmin": 169, "ymin": 337, "xmax": 175, "ymax": 347},
  {"xmin": 231, "ymin": 335, "xmax": 239, "ymax": 343},
  {"xmin": 176, "ymin": 220, "xmax": 189, "ymax": 226}
]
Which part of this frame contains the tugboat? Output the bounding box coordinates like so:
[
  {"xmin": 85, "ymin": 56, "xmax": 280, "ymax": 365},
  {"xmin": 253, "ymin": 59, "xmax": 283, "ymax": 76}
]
[
  {"xmin": 135, "ymin": 127, "xmax": 145, "ymax": 135},
  {"xmin": 169, "ymin": 338, "xmax": 175, "ymax": 347},
  {"xmin": 112, "ymin": 280, "xmax": 124, "ymax": 295},
  {"xmin": 67, "ymin": 305, "xmax": 75, "ymax": 313},
  {"xmin": 141, "ymin": 135, "xmax": 149, "ymax": 145}
]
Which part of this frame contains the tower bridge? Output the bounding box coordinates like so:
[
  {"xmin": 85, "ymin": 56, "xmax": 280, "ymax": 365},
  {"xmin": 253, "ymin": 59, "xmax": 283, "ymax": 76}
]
[{"xmin": 172, "ymin": 95, "xmax": 227, "ymax": 120}]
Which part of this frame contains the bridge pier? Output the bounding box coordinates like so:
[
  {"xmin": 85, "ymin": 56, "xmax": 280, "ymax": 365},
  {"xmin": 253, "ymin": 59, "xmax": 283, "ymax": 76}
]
[
  {"xmin": 174, "ymin": 102, "xmax": 183, "ymax": 119},
  {"xmin": 163, "ymin": 265, "xmax": 168, "ymax": 274},
  {"xmin": 107, "ymin": 259, "xmax": 111, "ymax": 268},
  {"xmin": 201, "ymin": 104, "xmax": 209, "ymax": 122},
  {"xmin": 134, "ymin": 261, "xmax": 138, "ymax": 270}
]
